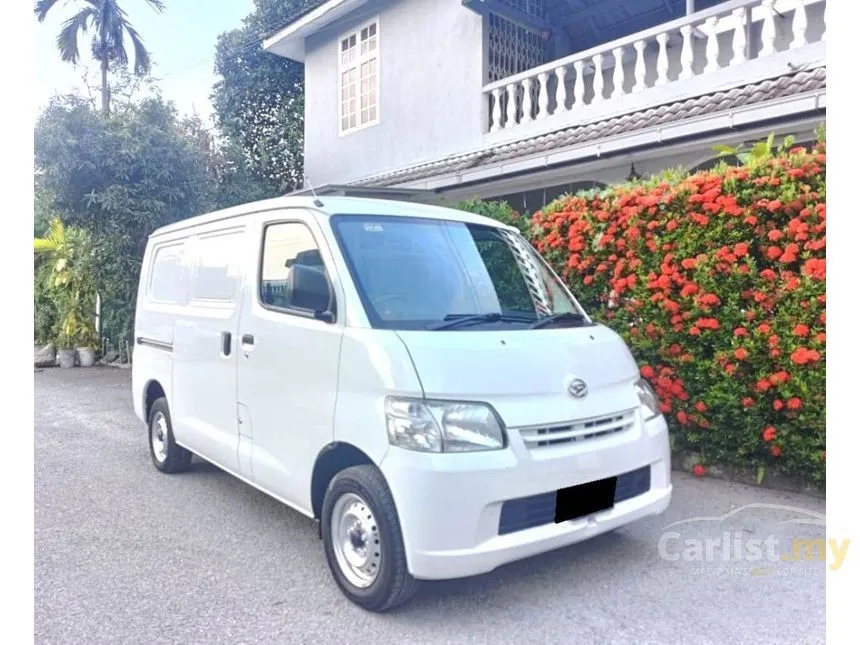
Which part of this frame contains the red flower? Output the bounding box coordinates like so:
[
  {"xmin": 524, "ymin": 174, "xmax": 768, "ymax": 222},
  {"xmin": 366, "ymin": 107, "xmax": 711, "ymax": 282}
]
[
  {"xmin": 773, "ymin": 399, "xmax": 784, "ymax": 411},
  {"xmin": 767, "ymin": 229, "xmax": 783, "ymax": 241},
  {"xmin": 815, "ymin": 332, "xmax": 826, "ymax": 343},
  {"xmin": 725, "ymin": 363, "xmax": 737, "ymax": 376},
  {"xmin": 641, "ymin": 365, "xmax": 655, "ymax": 379},
  {"xmin": 689, "ymin": 326, "xmax": 701, "ymax": 336},
  {"xmin": 791, "ymin": 347, "xmax": 821, "ymax": 365},
  {"xmin": 763, "ymin": 426, "xmax": 777, "ymax": 442},
  {"xmin": 770, "ymin": 445, "xmax": 782, "ymax": 457},
  {"xmin": 699, "ymin": 293, "xmax": 720, "ymax": 307},
  {"xmin": 742, "ymin": 397, "xmax": 755, "ymax": 408},
  {"xmin": 734, "ymin": 242, "xmax": 749, "ymax": 256},
  {"xmin": 677, "ymin": 411, "xmax": 689, "ymax": 424},
  {"xmin": 744, "ymin": 215, "xmax": 758, "ymax": 226},
  {"xmin": 734, "ymin": 327, "xmax": 748, "ymax": 337},
  {"xmin": 755, "ymin": 379, "xmax": 771, "ymax": 392},
  {"xmin": 756, "ymin": 323, "xmax": 771, "ymax": 334},
  {"xmin": 793, "ymin": 324, "xmax": 810, "ymax": 337},
  {"xmin": 695, "ymin": 401, "xmax": 707, "ymax": 413},
  {"xmin": 787, "ymin": 397, "xmax": 802, "ymax": 410},
  {"xmin": 692, "ymin": 464, "xmax": 706, "ymax": 477},
  {"xmin": 769, "ymin": 371, "xmax": 790, "ymax": 385},
  {"xmin": 766, "ymin": 246, "xmax": 782, "ymax": 260},
  {"xmin": 734, "ymin": 348, "xmax": 748, "ymax": 361}
]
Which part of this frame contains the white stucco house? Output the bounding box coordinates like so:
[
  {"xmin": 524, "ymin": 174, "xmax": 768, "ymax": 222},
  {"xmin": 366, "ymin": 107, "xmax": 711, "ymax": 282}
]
[{"xmin": 263, "ymin": 0, "xmax": 826, "ymax": 212}]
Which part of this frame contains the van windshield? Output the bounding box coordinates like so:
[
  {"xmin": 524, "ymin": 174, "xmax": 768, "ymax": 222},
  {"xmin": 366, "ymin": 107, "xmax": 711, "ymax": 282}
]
[{"xmin": 330, "ymin": 214, "xmax": 587, "ymax": 331}]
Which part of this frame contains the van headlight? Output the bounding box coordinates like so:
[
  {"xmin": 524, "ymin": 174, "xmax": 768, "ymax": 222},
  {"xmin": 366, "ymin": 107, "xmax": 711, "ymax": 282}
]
[
  {"xmin": 384, "ymin": 397, "xmax": 507, "ymax": 453},
  {"xmin": 635, "ymin": 378, "xmax": 660, "ymax": 421}
]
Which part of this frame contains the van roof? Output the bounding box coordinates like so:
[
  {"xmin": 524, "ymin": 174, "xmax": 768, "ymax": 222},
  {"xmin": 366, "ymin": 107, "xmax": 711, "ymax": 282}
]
[{"xmin": 149, "ymin": 195, "xmax": 517, "ymax": 238}]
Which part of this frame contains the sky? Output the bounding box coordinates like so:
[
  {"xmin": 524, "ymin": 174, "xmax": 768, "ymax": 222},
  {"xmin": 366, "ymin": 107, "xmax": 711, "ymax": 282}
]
[{"xmin": 34, "ymin": 0, "xmax": 256, "ymax": 126}]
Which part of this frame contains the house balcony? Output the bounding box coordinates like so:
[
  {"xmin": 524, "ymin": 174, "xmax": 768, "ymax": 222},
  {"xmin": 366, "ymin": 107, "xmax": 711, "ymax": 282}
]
[{"xmin": 481, "ymin": 0, "xmax": 826, "ymax": 143}]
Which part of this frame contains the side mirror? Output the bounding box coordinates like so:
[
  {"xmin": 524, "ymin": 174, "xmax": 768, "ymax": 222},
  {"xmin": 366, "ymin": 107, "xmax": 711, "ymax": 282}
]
[{"xmin": 288, "ymin": 264, "xmax": 336, "ymax": 320}]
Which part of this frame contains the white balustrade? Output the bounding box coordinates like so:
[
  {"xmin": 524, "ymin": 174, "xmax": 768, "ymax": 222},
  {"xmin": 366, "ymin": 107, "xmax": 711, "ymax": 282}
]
[
  {"xmin": 521, "ymin": 78, "xmax": 534, "ymax": 124},
  {"xmin": 505, "ymin": 83, "xmax": 517, "ymax": 127},
  {"xmin": 612, "ymin": 47, "xmax": 625, "ymax": 98},
  {"xmin": 704, "ymin": 16, "xmax": 720, "ymax": 73},
  {"xmin": 760, "ymin": 0, "xmax": 777, "ymax": 57},
  {"xmin": 790, "ymin": 0, "xmax": 808, "ymax": 48},
  {"xmin": 482, "ymin": 0, "xmax": 826, "ymax": 133},
  {"xmin": 633, "ymin": 40, "xmax": 647, "ymax": 93},
  {"xmin": 680, "ymin": 24, "xmax": 694, "ymax": 80},
  {"xmin": 593, "ymin": 54, "xmax": 605, "ymax": 102},
  {"xmin": 573, "ymin": 60, "xmax": 585, "ymax": 106},
  {"xmin": 732, "ymin": 7, "xmax": 748, "ymax": 65},
  {"xmin": 537, "ymin": 72, "xmax": 550, "ymax": 119},
  {"xmin": 555, "ymin": 66, "xmax": 568, "ymax": 113}
]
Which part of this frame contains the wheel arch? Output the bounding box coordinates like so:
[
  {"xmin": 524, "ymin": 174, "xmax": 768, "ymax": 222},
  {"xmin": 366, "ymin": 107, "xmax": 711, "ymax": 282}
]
[
  {"xmin": 143, "ymin": 379, "xmax": 167, "ymax": 422},
  {"xmin": 311, "ymin": 442, "xmax": 377, "ymax": 521}
]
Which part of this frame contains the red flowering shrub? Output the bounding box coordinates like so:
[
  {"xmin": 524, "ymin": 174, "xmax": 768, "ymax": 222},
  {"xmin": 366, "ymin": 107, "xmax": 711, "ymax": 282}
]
[{"xmin": 525, "ymin": 140, "xmax": 825, "ymax": 486}]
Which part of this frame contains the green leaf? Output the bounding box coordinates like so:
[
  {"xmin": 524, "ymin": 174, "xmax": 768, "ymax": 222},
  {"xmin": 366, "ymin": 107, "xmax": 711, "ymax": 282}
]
[
  {"xmin": 756, "ymin": 465, "xmax": 767, "ymax": 486},
  {"xmin": 714, "ymin": 144, "xmax": 739, "ymax": 157}
]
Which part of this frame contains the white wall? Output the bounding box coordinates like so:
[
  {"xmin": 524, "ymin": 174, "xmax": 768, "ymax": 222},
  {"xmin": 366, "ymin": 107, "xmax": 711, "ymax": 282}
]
[{"xmin": 303, "ymin": 0, "xmax": 486, "ymax": 186}]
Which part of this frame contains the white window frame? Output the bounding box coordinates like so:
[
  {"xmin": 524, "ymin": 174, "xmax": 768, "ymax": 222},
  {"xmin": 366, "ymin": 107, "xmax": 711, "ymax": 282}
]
[{"xmin": 338, "ymin": 17, "xmax": 380, "ymax": 136}]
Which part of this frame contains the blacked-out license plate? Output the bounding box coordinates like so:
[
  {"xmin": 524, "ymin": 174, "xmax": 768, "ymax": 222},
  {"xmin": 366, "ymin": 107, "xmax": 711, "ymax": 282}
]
[{"xmin": 554, "ymin": 476, "xmax": 617, "ymax": 524}]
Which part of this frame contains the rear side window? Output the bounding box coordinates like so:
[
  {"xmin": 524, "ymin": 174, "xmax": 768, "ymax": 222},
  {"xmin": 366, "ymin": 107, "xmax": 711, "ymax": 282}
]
[
  {"xmin": 260, "ymin": 222, "xmax": 336, "ymax": 316},
  {"xmin": 191, "ymin": 230, "xmax": 243, "ymax": 303},
  {"xmin": 148, "ymin": 243, "xmax": 186, "ymax": 304}
]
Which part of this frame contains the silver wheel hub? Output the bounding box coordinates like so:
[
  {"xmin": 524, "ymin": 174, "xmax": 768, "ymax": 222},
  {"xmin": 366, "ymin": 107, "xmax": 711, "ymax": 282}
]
[
  {"xmin": 151, "ymin": 412, "xmax": 168, "ymax": 463},
  {"xmin": 331, "ymin": 493, "xmax": 381, "ymax": 588}
]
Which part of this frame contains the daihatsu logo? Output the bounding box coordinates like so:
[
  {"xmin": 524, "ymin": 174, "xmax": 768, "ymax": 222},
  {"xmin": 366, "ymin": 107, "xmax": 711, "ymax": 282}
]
[{"xmin": 568, "ymin": 378, "xmax": 588, "ymax": 399}]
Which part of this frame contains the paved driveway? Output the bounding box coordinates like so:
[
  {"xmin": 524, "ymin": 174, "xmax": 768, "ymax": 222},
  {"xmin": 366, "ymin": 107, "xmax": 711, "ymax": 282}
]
[{"xmin": 35, "ymin": 368, "xmax": 826, "ymax": 645}]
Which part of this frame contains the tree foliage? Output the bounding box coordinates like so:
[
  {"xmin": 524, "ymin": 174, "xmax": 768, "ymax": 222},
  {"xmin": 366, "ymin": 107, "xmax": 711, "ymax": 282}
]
[
  {"xmin": 212, "ymin": 0, "xmax": 321, "ymax": 195},
  {"xmin": 35, "ymin": 93, "xmax": 212, "ymax": 342}
]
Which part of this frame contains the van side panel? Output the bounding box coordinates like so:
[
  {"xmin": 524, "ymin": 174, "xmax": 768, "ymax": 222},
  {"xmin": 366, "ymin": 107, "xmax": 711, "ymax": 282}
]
[
  {"xmin": 170, "ymin": 225, "xmax": 246, "ymax": 474},
  {"xmin": 132, "ymin": 236, "xmax": 190, "ymax": 424}
]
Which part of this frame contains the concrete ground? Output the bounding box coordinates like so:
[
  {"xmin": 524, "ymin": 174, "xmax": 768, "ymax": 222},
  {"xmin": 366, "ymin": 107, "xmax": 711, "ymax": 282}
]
[{"xmin": 35, "ymin": 368, "xmax": 826, "ymax": 645}]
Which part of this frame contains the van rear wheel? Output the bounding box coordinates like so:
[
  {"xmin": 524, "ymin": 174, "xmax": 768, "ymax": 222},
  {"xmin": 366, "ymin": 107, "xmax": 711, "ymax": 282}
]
[
  {"xmin": 321, "ymin": 465, "xmax": 419, "ymax": 612},
  {"xmin": 148, "ymin": 398, "xmax": 192, "ymax": 474}
]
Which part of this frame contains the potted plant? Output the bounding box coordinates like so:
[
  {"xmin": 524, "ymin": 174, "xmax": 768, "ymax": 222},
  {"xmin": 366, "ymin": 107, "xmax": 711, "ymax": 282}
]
[
  {"xmin": 76, "ymin": 323, "xmax": 98, "ymax": 368},
  {"xmin": 34, "ymin": 218, "xmax": 99, "ymax": 368}
]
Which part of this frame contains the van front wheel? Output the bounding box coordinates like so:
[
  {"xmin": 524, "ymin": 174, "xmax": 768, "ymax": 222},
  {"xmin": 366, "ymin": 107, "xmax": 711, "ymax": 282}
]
[
  {"xmin": 148, "ymin": 398, "xmax": 192, "ymax": 474},
  {"xmin": 321, "ymin": 465, "xmax": 419, "ymax": 612}
]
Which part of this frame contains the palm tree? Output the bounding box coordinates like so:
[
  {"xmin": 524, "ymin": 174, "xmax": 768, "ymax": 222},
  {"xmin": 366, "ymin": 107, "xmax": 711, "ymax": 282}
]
[{"xmin": 35, "ymin": 0, "xmax": 166, "ymax": 116}]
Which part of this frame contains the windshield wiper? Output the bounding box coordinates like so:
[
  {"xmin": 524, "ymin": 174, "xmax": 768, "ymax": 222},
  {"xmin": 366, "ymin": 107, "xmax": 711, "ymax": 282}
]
[
  {"xmin": 426, "ymin": 312, "xmax": 535, "ymax": 331},
  {"xmin": 529, "ymin": 311, "xmax": 589, "ymax": 329}
]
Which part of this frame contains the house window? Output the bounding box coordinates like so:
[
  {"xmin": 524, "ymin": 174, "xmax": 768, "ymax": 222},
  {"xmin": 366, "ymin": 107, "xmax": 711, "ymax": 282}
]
[{"xmin": 339, "ymin": 20, "xmax": 379, "ymax": 134}]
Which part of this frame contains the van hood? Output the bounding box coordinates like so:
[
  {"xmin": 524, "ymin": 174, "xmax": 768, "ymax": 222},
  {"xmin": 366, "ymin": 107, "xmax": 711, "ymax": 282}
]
[{"xmin": 394, "ymin": 324, "xmax": 642, "ymax": 428}]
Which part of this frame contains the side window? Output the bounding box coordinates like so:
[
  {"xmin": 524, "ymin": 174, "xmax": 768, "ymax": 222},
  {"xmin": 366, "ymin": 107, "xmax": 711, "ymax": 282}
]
[
  {"xmin": 191, "ymin": 231, "xmax": 243, "ymax": 303},
  {"xmin": 148, "ymin": 243, "xmax": 187, "ymax": 304},
  {"xmin": 260, "ymin": 222, "xmax": 336, "ymax": 317}
]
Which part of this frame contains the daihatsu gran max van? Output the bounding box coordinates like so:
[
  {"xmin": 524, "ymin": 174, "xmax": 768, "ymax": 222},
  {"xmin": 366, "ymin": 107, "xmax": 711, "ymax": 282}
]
[{"xmin": 132, "ymin": 196, "xmax": 672, "ymax": 612}]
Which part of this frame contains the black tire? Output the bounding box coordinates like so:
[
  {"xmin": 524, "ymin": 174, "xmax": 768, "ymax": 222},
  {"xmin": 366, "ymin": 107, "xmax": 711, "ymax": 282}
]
[
  {"xmin": 321, "ymin": 465, "xmax": 420, "ymax": 612},
  {"xmin": 148, "ymin": 397, "xmax": 192, "ymax": 474}
]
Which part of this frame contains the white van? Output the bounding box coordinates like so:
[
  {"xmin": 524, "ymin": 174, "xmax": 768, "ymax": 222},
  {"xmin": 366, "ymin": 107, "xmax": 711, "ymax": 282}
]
[{"xmin": 132, "ymin": 196, "xmax": 672, "ymax": 611}]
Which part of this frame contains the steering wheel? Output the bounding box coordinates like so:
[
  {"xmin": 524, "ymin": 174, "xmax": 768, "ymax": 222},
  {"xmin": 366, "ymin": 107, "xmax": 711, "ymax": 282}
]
[{"xmin": 371, "ymin": 293, "xmax": 412, "ymax": 317}]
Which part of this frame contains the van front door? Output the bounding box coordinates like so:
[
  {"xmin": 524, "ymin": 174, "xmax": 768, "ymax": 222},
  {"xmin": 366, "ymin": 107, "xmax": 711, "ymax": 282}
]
[
  {"xmin": 236, "ymin": 213, "xmax": 343, "ymax": 512},
  {"xmin": 171, "ymin": 227, "xmax": 244, "ymax": 473}
]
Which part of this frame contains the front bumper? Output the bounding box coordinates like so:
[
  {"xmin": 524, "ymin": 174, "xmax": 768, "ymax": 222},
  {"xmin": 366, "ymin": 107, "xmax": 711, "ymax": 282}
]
[{"xmin": 379, "ymin": 413, "xmax": 672, "ymax": 580}]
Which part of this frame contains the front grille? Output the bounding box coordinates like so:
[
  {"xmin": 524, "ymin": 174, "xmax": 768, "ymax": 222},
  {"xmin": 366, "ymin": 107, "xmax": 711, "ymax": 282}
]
[
  {"xmin": 497, "ymin": 465, "xmax": 652, "ymax": 536},
  {"xmin": 518, "ymin": 410, "xmax": 636, "ymax": 449}
]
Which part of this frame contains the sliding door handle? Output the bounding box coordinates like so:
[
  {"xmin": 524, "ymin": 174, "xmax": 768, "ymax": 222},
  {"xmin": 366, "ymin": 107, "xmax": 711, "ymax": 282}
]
[{"xmin": 221, "ymin": 331, "xmax": 232, "ymax": 356}]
